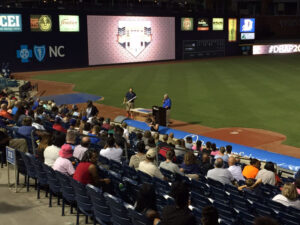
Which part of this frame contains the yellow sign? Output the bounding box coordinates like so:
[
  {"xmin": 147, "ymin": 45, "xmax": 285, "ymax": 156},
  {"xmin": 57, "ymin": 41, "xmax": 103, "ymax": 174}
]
[
  {"xmin": 213, "ymin": 18, "xmax": 224, "ymax": 31},
  {"xmin": 39, "ymin": 15, "xmax": 52, "ymax": 31},
  {"xmin": 30, "ymin": 15, "xmax": 52, "ymax": 32},
  {"xmin": 228, "ymin": 18, "xmax": 237, "ymax": 42}
]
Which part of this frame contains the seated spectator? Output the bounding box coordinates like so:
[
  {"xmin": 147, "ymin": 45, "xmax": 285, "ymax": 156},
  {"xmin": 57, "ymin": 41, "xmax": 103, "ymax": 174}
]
[
  {"xmin": 185, "ymin": 136, "xmax": 193, "ymax": 150},
  {"xmin": 0, "ymin": 128, "xmax": 28, "ymax": 153},
  {"xmin": 158, "ymin": 134, "xmax": 172, "ymax": 149},
  {"xmin": 121, "ymin": 122, "xmax": 129, "ymax": 142},
  {"xmin": 114, "ymin": 125, "xmax": 127, "ymax": 150},
  {"xmin": 210, "ymin": 143, "xmax": 219, "ymax": 156},
  {"xmin": 146, "ymin": 137, "xmax": 156, "ymax": 150},
  {"xmin": 13, "ymin": 105, "xmax": 26, "ymax": 125},
  {"xmin": 82, "ymin": 122, "xmax": 91, "ymax": 135},
  {"xmin": 142, "ymin": 130, "xmax": 152, "ymax": 146},
  {"xmin": 272, "ymin": 183, "xmax": 300, "ymax": 209},
  {"xmin": 100, "ymin": 137, "xmax": 123, "ymax": 162},
  {"xmin": 147, "ymin": 118, "xmax": 159, "ymax": 132},
  {"xmin": 180, "ymin": 151, "xmax": 200, "ymax": 180},
  {"xmin": 228, "ymin": 156, "xmax": 245, "ymax": 181},
  {"xmin": 160, "ymin": 149, "xmax": 183, "ymax": 175},
  {"xmin": 201, "ymin": 206, "xmax": 219, "ymax": 225},
  {"xmin": 198, "ymin": 152, "xmax": 213, "ymax": 176},
  {"xmin": 167, "ymin": 132, "xmax": 176, "ymax": 146},
  {"xmin": 88, "ymin": 125, "xmax": 101, "ymax": 144},
  {"xmin": 73, "ymin": 136, "xmax": 90, "ymax": 161},
  {"xmin": 135, "ymin": 183, "xmax": 159, "ymax": 222},
  {"xmin": 71, "ymin": 104, "xmax": 80, "ymax": 117},
  {"xmin": 52, "ymin": 144, "xmax": 75, "ymax": 176},
  {"xmin": 154, "ymin": 181, "xmax": 197, "ymax": 225},
  {"xmin": 36, "ymin": 132, "xmax": 52, "ymax": 162},
  {"xmin": 238, "ymin": 178, "xmax": 262, "ymax": 194},
  {"xmin": 214, "ymin": 147, "xmax": 229, "ymax": 162},
  {"xmin": 192, "ymin": 140, "xmax": 202, "ymax": 151},
  {"xmin": 296, "ymin": 178, "xmax": 300, "ymax": 194},
  {"xmin": 242, "ymin": 158, "xmax": 261, "ymax": 179},
  {"xmin": 98, "ymin": 130, "xmax": 108, "ymax": 149},
  {"xmin": 134, "ymin": 132, "xmax": 143, "ymax": 146},
  {"xmin": 226, "ymin": 145, "xmax": 233, "ymax": 156},
  {"xmin": 102, "ymin": 118, "xmax": 111, "ymax": 130},
  {"xmin": 73, "ymin": 149, "xmax": 111, "ymax": 189},
  {"xmin": 32, "ymin": 117, "xmax": 45, "ymax": 131},
  {"xmin": 52, "ymin": 117, "xmax": 67, "ymax": 133},
  {"xmin": 0, "ymin": 103, "xmax": 13, "ymax": 120},
  {"xmin": 207, "ymin": 158, "xmax": 234, "ymax": 185},
  {"xmin": 153, "ymin": 132, "xmax": 160, "ymax": 144},
  {"xmin": 44, "ymin": 132, "xmax": 66, "ymax": 167},
  {"xmin": 17, "ymin": 117, "xmax": 35, "ymax": 138},
  {"xmin": 138, "ymin": 148, "xmax": 164, "ymax": 179},
  {"xmin": 174, "ymin": 139, "xmax": 188, "ymax": 157},
  {"xmin": 253, "ymin": 216, "xmax": 279, "ymax": 225},
  {"xmin": 65, "ymin": 129, "xmax": 77, "ymax": 148},
  {"xmin": 255, "ymin": 161, "xmax": 276, "ymax": 185},
  {"xmin": 129, "ymin": 141, "xmax": 147, "ymax": 170}
]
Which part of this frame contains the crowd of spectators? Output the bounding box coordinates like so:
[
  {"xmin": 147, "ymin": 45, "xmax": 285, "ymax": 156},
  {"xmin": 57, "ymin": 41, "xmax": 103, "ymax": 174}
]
[{"xmin": 1, "ymin": 92, "xmax": 300, "ymax": 225}]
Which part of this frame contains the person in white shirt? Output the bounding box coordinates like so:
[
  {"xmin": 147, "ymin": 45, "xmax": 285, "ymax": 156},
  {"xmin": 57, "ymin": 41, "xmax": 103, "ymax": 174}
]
[
  {"xmin": 228, "ymin": 156, "xmax": 245, "ymax": 181},
  {"xmin": 73, "ymin": 136, "xmax": 90, "ymax": 160},
  {"xmin": 255, "ymin": 161, "xmax": 276, "ymax": 186},
  {"xmin": 272, "ymin": 183, "xmax": 300, "ymax": 209},
  {"xmin": 100, "ymin": 137, "xmax": 123, "ymax": 162},
  {"xmin": 139, "ymin": 148, "xmax": 164, "ymax": 180},
  {"xmin": 44, "ymin": 133, "xmax": 66, "ymax": 167},
  {"xmin": 122, "ymin": 122, "xmax": 129, "ymax": 143}
]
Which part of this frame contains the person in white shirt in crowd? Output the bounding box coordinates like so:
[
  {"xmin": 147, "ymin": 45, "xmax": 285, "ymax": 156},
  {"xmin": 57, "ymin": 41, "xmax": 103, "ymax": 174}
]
[
  {"xmin": 159, "ymin": 149, "xmax": 183, "ymax": 175},
  {"xmin": 100, "ymin": 137, "xmax": 123, "ymax": 163},
  {"xmin": 185, "ymin": 136, "xmax": 193, "ymax": 150},
  {"xmin": 44, "ymin": 132, "xmax": 66, "ymax": 167},
  {"xmin": 122, "ymin": 122, "xmax": 129, "ymax": 143},
  {"xmin": 31, "ymin": 117, "xmax": 45, "ymax": 130},
  {"xmin": 207, "ymin": 158, "xmax": 235, "ymax": 185},
  {"xmin": 227, "ymin": 156, "xmax": 245, "ymax": 181},
  {"xmin": 139, "ymin": 148, "xmax": 164, "ymax": 180},
  {"xmin": 52, "ymin": 144, "xmax": 75, "ymax": 176},
  {"xmin": 73, "ymin": 136, "xmax": 90, "ymax": 161},
  {"xmin": 255, "ymin": 161, "xmax": 276, "ymax": 186},
  {"xmin": 272, "ymin": 183, "xmax": 300, "ymax": 209}
]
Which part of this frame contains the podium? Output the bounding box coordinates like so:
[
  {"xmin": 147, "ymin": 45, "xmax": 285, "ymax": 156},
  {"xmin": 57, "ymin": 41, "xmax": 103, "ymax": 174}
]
[{"xmin": 152, "ymin": 106, "xmax": 166, "ymax": 126}]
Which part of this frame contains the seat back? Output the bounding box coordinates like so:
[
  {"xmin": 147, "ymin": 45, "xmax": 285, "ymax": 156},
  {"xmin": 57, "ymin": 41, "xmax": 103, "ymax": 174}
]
[
  {"xmin": 109, "ymin": 159, "xmax": 123, "ymax": 174},
  {"xmin": 55, "ymin": 171, "xmax": 75, "ymax": 203},
  {"xmin": 159, "ymin": 167, "xmax": 176, "ymax": 182},
  {"xmin": 123, "ymin": 164, "xmax": 138, "ymax": 180},
  {"xmin": 127, "ymin": 207, "xmax": 152, "ymax": 225},
  {"xmin": 70, "ymin": 178, "xmax": 92, "ymax": 214},
  {"xmin": 104, "ymin": 192, "xmax": 132, "ymax": 225},
  {"xmin": 21, "ymin": 152, "xmax": 36, "ymax": 178},
  {"xmin": 42, "ymin": 164, "xmax": 61, "ymax": 194},
  {"xmin": 86, "ymin": 184, "xmax": 111, "ymax": 224},
  {"xmin": 153, "ymin": 177, "xmax": 171, "ymax": 195},
  {"xmin": 137, "ymin": 170, "xmax": 153, "ymax": 184},
  {"xmin": 29, "ymin": 155, "xmax": 47, "ymax": 185}
]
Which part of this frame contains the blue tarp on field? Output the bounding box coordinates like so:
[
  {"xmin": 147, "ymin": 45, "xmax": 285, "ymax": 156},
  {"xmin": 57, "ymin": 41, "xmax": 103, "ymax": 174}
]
[
  {"xmin": 40, "ymin": 93, "xmax": 103, "ymax": 106},
  {"xmin": 124, "ymin": 119, "xmax": 300, "ymax": 172}
]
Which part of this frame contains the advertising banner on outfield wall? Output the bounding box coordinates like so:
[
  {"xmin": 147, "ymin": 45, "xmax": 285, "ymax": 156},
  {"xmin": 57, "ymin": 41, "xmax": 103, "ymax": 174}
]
[{"xmin": 228, "ymin": 18, "xmax": 237, "ymax": 42}]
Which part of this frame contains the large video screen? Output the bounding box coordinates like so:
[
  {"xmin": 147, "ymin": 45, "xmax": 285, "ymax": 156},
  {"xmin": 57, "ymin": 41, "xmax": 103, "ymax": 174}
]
[{"xmin": 87, "ymin": 16, "xmax": 175, "ymax": 66}]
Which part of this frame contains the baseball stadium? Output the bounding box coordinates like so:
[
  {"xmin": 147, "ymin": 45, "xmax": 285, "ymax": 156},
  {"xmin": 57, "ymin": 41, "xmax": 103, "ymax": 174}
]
[{"xmin": 1, "ymin": 1, "xmax": 300, "ymax": 225}]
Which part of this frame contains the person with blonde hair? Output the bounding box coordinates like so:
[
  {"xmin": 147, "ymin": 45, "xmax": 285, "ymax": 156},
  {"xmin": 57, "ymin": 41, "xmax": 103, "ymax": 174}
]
[{"xmin": 272, "ymin": 183, "xmax": 300, "ymax": 209}]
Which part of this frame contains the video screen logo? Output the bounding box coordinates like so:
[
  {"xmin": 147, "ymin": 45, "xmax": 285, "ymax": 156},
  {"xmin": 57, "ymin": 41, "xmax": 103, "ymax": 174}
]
[
  {"xmin": 0, "ymin": 14, "xmax": 22, "ymax": 32},
  {"xmin": 240, "ymin": 18, "xmax": 255, "ymax": 33}
]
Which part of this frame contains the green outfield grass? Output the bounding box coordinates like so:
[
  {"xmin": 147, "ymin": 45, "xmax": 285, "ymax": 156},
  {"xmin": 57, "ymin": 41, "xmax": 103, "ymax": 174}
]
[{"xmin": 34, "ymin": 55, "xmax": 300, "ymax": 147}]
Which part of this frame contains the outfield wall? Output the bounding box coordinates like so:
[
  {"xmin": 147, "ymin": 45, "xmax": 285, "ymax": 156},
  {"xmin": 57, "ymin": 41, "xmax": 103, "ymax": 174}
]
[{"xmin": 1, "ymin": 8, "xmax": 300, "ymax": 72}]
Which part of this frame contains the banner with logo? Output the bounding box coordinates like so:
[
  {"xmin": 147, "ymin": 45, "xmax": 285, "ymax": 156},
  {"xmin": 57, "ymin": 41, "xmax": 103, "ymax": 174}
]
[
  {"xmin": 181, "ymin": 18, "xmax": 193, "ymax": 31},
  {"xmin": 30, "ymin": 15, "xmax": 52, "ymax": 32},
  {"xmin": 59, "ymin": 15, "xmax": 80, "ymax": 32},
  {"xmin": 228, "ymin": 18, "xmax": 237, "ymax": 42},
  {"xmin": 212, "ymin": 18, "xmax": 224, "ymax": 31},
  {"xmin": 197, "ymin": 18, "xmax": 209, "ymax": 31},
  {"xmin": 240, "ymin": 18, "xmax": 255, "ymax": 33},
  {"xmin": 0, "ymin": 14, "xmax": 22, "ymax": 32}
]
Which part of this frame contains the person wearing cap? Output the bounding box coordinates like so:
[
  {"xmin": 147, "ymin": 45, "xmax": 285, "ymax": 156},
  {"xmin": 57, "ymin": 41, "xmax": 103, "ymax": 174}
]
[
  {"xmin": 86, "ymin": 100, "xmax": 98, "ymax": 118},
  {"xmin": 138, "ymin": 148, "xmax": 164, "ymax": 180},
  {"xmin": 52, "ymin": 144, "xmax": 75, "ymax": 176}
]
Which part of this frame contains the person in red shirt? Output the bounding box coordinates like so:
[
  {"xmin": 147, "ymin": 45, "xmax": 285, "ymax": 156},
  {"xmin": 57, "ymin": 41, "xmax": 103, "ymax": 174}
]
[
  {"xmin": 52, "ymin": 117, "xmax": 67, "ymax": 133},
  {"xmin": 73, "ymin": 149, "xmax": 110, "ymax": 188},
  {"xmin": 0, "ymin": 103, "xmax": 13, "ymax": 120}
]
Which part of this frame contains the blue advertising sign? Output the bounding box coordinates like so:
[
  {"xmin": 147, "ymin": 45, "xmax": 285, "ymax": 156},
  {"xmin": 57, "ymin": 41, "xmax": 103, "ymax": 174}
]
[
  {"xmin": 240, "ymin": 18, "xmax": 255, "ymax": 33},
  {"xmin": 0, "ymin": 14, "xmax": 22, "ymax": 32},
  {"xmin": 6, "ymin": 146, "xmax": 16, "ymax": 165}
]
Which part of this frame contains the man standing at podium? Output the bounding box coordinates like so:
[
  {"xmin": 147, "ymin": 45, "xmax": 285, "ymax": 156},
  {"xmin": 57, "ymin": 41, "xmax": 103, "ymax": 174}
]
[
  {"xmin": 124, "ymin": 88, "xmax": 136, "ymax": 118},
  {"xmin": 162, "ymin": 94, "xmax": 172, "ymax": 125}
]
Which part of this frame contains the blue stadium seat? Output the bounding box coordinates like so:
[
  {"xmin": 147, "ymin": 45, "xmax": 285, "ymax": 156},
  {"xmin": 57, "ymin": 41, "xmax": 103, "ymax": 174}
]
[
  {"xmin": 237, "ymin": 211, "xmax": 255, "ymax": 225},
  {"xmin": 137, "ymin": 170, "xmax": 153, "ymax": 184},
  {"xmin": 104, "ymin": 192, "xmax": 132, "ymax": 225},
  {"xmin": 190, "ymin": 191, "xmax": 212, "ymax": 209},
  {"xmin": 99, "ymin": 155, "xmax": 110, "ymax": 165},
  {"xmin": 127, "ymin": 205, "xmax": 153, "ymax": 225},
  {"xmin": 20, "ymin": 152, "xmax": 37, "ymax": 192},
  {"xmin": 123, "ymin": 164, "xmax": 138, "ymax": 181},
  {"xmin": 190, "ymin": 179, "xmax": 210, "ymax": 197},
  {"xmin": 109, "ymin": 159, "xmax": 123, "ymax": 175},
  {"xmin": 42, "ymin": 164, "xmax": 61, "ymax": 207},
  {"xmin": 253, "ymin": 202, "xmax": 276, "ymax": 217},
  {"xmin": 86, "ymin": 184, "xmax": 112, "ymax": 225},
  {"xmin": 159, "ymin": 167, "xmax": 176, "ymax": 182},
  {"xmin": 55, "ymin": 171, "xmax": 76, "ymax": 216},
  {"xmin": 70, "ymin": 178, "xmax": 93, "ymax": 225},
  {"xmin": 29, "ymin": 155, "xmax": 48, "ymax": 199},
  {"xmin": 122, "ymin": 177, "xmax": 139, "ymax": 205},
  {"xmin": 153, "ymin": 177, "xmax": 171, "ymax": 195}
]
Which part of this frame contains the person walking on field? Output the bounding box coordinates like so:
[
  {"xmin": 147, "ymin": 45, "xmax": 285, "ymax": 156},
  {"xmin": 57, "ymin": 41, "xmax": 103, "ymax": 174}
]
[{"xmin": 123, "ymin": 88, "xmax": 136, "ymax": 118}]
